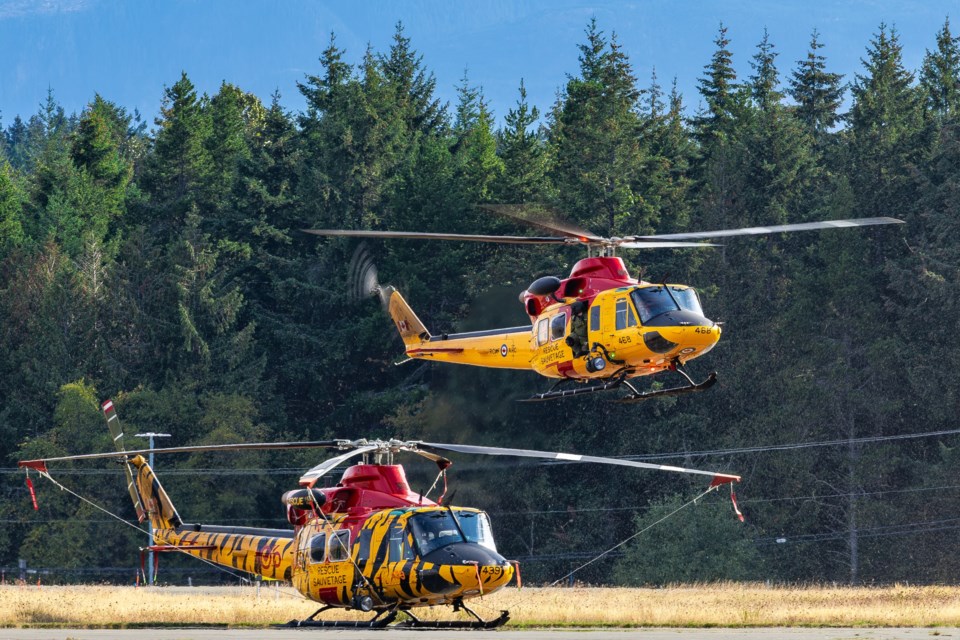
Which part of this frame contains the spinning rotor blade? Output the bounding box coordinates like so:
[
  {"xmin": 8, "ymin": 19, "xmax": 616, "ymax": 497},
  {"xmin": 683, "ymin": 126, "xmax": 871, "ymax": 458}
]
[
  {"xmin": 347, "ymin": 242, "xmax": 381, "ymax": 304},
  {"xmin": 416, "ymin": 442, "xmax": 739, "ymax": 485},
  {"xmin": 479, "ymin": 204, "xmax": 604, "ymax": 242},
  {"xmin": 628, "ymin": 217, "xmax": 904, "ymax": 242},
  {"xmin": 303, "ymin": 229, "xmax": 573, "ymax": 245}
]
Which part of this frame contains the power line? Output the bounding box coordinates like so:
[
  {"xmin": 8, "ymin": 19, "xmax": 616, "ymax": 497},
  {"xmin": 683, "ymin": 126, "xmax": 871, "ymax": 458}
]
[
  {"xmin": 756, "ymin": 517, "xmax": 960, "ymax": 546},
  {"xmin": 620, "ymin": 428, "xmax": 960, "ymax": 462}
]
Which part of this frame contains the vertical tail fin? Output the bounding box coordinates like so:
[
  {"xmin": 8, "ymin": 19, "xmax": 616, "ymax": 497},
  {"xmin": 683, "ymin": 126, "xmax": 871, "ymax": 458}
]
[
  {"xmin": 128, "ymin": 455, "xmax": 182, "ymax": 530},
  {"xmin": 102, "ymin": 399, "xmax": 146, "ymax": 523},
  {"xmin": 102, "ymin": 399, "xmax": 181, "ymax": 530},
  {"xmin": 382, "ymin": 286, "xmax": 431, "ymax": 346}
]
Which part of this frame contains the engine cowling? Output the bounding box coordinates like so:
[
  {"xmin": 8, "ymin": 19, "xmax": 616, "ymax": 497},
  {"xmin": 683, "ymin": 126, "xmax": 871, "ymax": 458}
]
[
  {"xmin": 282, "ymin": 488, "xmax": 326, "ymax": 526},
  {"xmin": 527, "ymin": 276, "xmax": 561, "ymax": 296},
  {"xmin": 282, "ymin": 488, "xmax": 326, "ymax": 509}
]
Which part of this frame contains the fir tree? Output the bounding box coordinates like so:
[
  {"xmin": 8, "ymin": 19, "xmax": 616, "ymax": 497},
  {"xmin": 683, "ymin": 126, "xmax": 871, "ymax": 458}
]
[
  {"xmin": 550, "ymin": 20, "xmax": 649, "ymax": 235},
  {"xmin": 0, "ymin": 161, "xmax": 24, "ymax": 255},
  {"xmin": 749, "ymin": 29, "xmax": 783, "ymax": 111},
  {"xmin": 495, "ymin": 79, "xmax": 548, "ymax": 204},
  {"xmin": 694, "ymin": 23, "xmax": 744, "ymax": 143},
  {"xmin": 789, "ymin": 30, "xmax": 845, "ymax": 142},
  {"xmin": 920, "ymin": 18, "xmax": 960, "ymax": 120}
]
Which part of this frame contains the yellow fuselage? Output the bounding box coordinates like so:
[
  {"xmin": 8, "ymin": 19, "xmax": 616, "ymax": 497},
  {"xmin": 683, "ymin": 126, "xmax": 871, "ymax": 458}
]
[{"xmin": 392, "ymin": 285, "xmax": 720, "ymax": 380}]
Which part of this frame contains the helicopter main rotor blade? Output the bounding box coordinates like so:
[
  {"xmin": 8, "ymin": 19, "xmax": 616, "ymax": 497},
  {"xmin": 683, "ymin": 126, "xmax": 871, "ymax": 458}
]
[
  {"xmin": 627, "ymin": 217, "xmax": 904, "ymax": 242},
  {"xmin": 416, "ymin": 442, "xmax": 739, "ymax": 485},
  {"xmin": 617, "ymin": 241, "xmax": 721, "ymax": 249},
  {"xmin": 478, "ymin": 204, "xmax": 605, "ymax": 242},
  {"xmin": 403, "ymin": 447, "xmax": 453, "ymax": 469},
  {"xmin": 19, "ymin": 440, "xmax": 345, "ymax": 472},
  {"xmin": 299, "ymin": 444, "xmax": 381, "ymax": 487},
  {"xmin": 303, "ymin": 229, "xmax": 573, "ymax": 245}
]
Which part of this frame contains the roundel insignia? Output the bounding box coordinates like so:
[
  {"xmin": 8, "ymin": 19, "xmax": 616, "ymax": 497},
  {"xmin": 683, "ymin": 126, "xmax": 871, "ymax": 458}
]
[{"xmin": 500, "ymin": 344, "xmax": 508, "ymax": 357}]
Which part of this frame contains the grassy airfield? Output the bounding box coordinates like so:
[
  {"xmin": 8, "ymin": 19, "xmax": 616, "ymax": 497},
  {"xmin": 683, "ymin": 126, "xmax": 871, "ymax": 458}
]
[{"xmin": 2, "ymin": 583, "xmax": 960, "ymax": 628}]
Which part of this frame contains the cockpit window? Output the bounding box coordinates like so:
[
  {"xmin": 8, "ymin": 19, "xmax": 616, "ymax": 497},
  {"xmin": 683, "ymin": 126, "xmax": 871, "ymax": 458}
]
[
  {"xmin": 308, "ymin": 533, "xmax": 326, "ymax": 563},
  {"xmin": 630, "ymin": 286, "xmax": 703, "ymax": 323},
  {"xmin": 456, "ymin": 511, "xmax": 497, "ymax": 551},
  {"xmin": 408, "ymin": 510, "xmax": 497, "ymax": 556}
]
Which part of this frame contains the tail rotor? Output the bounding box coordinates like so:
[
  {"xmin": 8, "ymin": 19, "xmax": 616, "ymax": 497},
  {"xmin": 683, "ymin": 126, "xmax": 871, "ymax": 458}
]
[{"xmin": 347, "ymin": 242, "xmax": 383, "ymax": 305}]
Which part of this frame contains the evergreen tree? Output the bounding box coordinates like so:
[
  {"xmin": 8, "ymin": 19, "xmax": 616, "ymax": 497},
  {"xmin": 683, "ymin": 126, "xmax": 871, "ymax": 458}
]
[
  {"xmin": 789, "ymin": 30, "xmax": 845, "ymax": 143},
  {"xmin": 495, "ymin": 79, "xmax": 549, "ymax": 204},
  {"xmin": 749, "ymin": 29, "xmax": 783, "ymax": 111},
  {"xmin": 139, "ymin": 72, "xmax": 212, "ymax": 239},
  {"xmin": 920, "ymin": 18, "xmax": 960, "ymax": 120},
  {"xmin": 693, "ymin": 23, "xmax": 746, "ymax": 143},
  {"xmin": 379, "ymin": 22, "xmax": 446, "ymax": 137},
  {"xmin": 0, "ymin": 161, "xmax": 24, "ymax": 256},
  {"xmin": 550, "ymin": 20, "xmax": 651, "ymax": 235},
  {"xmin": 636, "ymin": 73, "xmax": 695, "ymax": 278},
  {"xmin": 846, "ymin": 24, "xmax": 922, "ymax": 221},
  {"xmin": 4, "ymin": 115, "xmax": 31, "ymax": 171},
  {"xmin": 71, "ymin": 95, "xmax": 134, "ymax": 224},
  {"xmin": 451, "ymin": 73, "xmax": 503, "ymax": 203},
  {"xmin": 204, "ymin": 82, "xmax": 257, "ymax": 227}
]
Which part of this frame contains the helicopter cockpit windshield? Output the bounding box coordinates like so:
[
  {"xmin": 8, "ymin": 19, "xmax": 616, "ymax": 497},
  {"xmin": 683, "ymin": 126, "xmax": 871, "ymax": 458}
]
[
  {"xmin": 408, "ymin": 509, "xmax": 497, "ymax": 556},
  {"xmin": 630, "ymin": 286, "xmax": 703, "ymax": 324}
]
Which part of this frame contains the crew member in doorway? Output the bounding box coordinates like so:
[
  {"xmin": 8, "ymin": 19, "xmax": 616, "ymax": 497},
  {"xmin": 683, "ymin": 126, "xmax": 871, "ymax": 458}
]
[{"xmin": 566, "ymin": 300, "xmax": 589, "ymax": 357}]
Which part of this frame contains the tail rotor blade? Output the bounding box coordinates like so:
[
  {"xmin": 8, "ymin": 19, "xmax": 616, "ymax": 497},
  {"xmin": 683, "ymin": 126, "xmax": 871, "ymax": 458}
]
[{"xmin": 102, "ymin": 399, "xmax": 146, "ymax": 522}]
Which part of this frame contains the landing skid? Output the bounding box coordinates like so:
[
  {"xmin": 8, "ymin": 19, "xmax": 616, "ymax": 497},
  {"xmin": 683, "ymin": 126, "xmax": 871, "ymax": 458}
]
[
  {"xmin": 521, "ymin": 372, "xmax": 629, "ymax": 401},
  {"xmin": 285, "ymin": 606, "xmax": 398, "ymax": 628},
  {"xmin": 284, "ymin": 601, "xmax": 509, "ymax": 630},
  {"xmin": 522, "ymin": 369, "xmax": 717, "ymax": 403},
  {"xmin": 395, "ymin": 602, "xmax": 510, "ymax": 629},
  {"xmin": 617, "ymin": 371, "xmax": 717, "ymax": 403}
]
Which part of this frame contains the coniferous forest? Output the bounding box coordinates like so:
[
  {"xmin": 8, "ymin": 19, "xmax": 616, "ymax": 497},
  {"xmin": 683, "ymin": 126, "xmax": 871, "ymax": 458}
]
[{"xmin": 1, "ymin": 20, "xmax": 959, "ymax": 586}]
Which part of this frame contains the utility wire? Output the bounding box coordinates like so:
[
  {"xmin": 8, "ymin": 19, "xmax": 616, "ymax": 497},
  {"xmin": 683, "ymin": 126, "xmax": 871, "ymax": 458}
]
[{"xmin": 620, "ymin": 428, "xmax": 960, "ymax": 462}]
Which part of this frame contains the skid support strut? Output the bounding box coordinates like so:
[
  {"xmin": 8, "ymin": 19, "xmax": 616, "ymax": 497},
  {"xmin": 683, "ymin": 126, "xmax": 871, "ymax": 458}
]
[
  {"xmin": 617, "ymin": 369, "xmax": 717, "ymax": 403},
  {"xmin": 395, "ymin": 600, "xmax": 510, "ymax": 629},
  {"xmin": 286, "ymin": 606, "xmax": 398, "ymax": 629}
]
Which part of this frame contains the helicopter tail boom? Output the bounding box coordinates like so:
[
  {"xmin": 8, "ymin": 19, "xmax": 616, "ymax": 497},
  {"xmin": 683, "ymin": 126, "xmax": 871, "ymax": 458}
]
[
  {"xmin": 130, "ymin": 455, "xmax": 295, "ymax": 581},
  {"xmin": 382, "ymin": 286, "xmax": 535, "ymax": 370}
]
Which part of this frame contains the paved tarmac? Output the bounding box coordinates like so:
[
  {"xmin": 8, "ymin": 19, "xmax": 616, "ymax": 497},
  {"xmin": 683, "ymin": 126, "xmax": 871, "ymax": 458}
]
[{"xmin": 0, "ymin": 628, "xmax": 956, "ymax": 640}]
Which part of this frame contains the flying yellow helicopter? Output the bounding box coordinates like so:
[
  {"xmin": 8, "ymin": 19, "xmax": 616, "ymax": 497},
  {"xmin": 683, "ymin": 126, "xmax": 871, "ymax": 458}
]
[
  {"xmin": 306, "ymin": 208, "xmax": 903, "ymax": 401},
  {"xmin": 18, "ymin": 399, "xmax": 740, "ymax": 628}
]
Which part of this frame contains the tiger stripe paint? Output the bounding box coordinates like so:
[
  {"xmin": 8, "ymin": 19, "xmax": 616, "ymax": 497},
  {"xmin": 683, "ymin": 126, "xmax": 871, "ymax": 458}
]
[
  {"xmin": 127, "ymin": 457, "xmax": 514, "ymax": 612},
  {"xmin": 129, "ymin": 456, "xmax": 295, "ymax": 581}
]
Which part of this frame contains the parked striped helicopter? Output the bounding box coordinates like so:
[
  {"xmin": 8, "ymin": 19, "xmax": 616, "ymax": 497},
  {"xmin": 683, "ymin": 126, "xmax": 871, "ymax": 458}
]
[
  {"xmin": 18, "ymin": 399, "xmax": 741, "ymax": 628},
  {"xmin": 306, "ymin": 206, "xmax": 903, "ymax": 402}
]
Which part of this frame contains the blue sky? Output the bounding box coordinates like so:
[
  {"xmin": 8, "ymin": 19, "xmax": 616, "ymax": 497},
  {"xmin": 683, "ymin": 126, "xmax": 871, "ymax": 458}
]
[{"xmin": 0, "ymin": 0, "xmax": 955, "ymax": 129}]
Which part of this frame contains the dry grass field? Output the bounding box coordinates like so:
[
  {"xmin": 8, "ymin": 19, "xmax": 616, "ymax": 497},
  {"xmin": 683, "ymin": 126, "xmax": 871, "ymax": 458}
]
[{"xmin": 1, "ymin": 583, "xmax": 959, "ymax": 628}]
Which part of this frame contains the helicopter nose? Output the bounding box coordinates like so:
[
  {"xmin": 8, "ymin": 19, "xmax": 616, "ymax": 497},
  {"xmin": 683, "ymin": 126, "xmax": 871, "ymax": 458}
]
[
  {"xmin": 421, "ymin": 543, "xmax": 515, "ymax": 594},
  {"xmin": 640, "ymin": 310, "xmax": 720, "ymax": 356}
]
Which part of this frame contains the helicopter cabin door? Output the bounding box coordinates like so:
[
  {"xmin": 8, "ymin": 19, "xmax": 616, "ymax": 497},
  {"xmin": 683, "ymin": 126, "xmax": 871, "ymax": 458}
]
[
  {"xmin": 365, "ymin": 514, "xmax": 416, "ymax": 600},
  {"xmin": 591, "ymin": 291, "xmax": 637, "ymax": 350},
  {"xmin": 612, "ymin": 294, "xmax": 638, "ymax": 345},
  {"xmin": 588, "ymin": 300, "xmax": 603, "ymax": 351}
]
